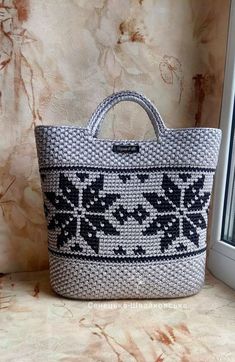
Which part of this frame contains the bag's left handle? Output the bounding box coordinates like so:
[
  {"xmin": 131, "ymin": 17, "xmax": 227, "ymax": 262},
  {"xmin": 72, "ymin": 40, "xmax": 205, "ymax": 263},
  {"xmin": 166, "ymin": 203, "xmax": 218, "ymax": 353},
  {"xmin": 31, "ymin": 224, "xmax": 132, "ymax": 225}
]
[{"xmin": 87, "ymin": 90, "xmax": 167, "ymax": 138}]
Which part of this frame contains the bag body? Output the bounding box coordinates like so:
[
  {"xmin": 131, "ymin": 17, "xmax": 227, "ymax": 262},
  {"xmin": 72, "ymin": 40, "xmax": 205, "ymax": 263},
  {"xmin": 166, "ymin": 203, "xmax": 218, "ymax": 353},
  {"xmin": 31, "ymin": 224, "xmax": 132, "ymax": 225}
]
[{"xmin": 35, "ymin": 91, "xmax": 221, "ymax": 299}]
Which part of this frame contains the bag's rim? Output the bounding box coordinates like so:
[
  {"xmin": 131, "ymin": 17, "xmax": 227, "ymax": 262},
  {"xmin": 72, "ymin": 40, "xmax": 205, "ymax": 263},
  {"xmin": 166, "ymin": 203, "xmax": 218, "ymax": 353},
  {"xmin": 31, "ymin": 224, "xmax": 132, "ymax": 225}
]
[
  {"xmin": 35, "ymin": 124, "xmax": 221, "ymax": 132},
  {"xmin": 35, "ymin": 125, "xmax": 222, "ymax": 146},
  {"xmin": 35, "ymin": 124, "xmax": 222, "ymax": 145}
]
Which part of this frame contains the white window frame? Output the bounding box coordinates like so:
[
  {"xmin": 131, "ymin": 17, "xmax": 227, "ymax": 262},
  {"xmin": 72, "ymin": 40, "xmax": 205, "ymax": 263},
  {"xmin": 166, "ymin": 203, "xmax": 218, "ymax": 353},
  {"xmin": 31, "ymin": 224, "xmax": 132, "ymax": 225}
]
[{"xmin": 208, "ymin": 0, "xmax": 235, "ymax": 289}]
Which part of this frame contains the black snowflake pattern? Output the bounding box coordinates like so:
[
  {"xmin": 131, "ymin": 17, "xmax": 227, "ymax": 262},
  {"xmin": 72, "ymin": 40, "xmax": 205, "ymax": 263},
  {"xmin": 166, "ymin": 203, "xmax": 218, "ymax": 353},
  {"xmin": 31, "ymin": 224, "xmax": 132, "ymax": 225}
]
[
  {"xmin": 143, "ymin": 174, "xmax": 210, "ymax": 252},
  {"xmin": 45, "ymin": 173, "xmax": 120, "ymax": 254},
  {"xmin": 44, "ymin": 170, "xmax": 211, "ymax": 257},
  {"xmin": 45, "ymin": 174, "xmax": 78, "ymax": 249}
]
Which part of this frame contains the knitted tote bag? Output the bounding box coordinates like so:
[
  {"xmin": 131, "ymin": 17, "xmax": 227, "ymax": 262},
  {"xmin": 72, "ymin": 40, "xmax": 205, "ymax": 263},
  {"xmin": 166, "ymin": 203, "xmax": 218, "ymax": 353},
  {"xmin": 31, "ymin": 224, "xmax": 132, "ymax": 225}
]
[{"xmin": 35, "ymin": 90, "xmax": 222, "ymax": 299}]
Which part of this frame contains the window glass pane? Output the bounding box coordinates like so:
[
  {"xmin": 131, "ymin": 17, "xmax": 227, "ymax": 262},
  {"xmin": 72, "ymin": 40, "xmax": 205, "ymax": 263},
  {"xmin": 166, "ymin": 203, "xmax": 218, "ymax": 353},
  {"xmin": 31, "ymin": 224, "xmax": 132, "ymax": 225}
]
[{"xmin": 223, "ymin": 106, "xmax": 235, "ymax": 244}]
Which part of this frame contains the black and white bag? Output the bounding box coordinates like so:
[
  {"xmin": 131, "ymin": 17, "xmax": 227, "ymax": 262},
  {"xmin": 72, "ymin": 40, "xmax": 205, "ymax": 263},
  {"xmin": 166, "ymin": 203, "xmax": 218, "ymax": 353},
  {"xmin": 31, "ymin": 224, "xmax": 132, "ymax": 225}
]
[{"xmin": 35, "ymin": 91, "xmax": 221, "ymax": 299}]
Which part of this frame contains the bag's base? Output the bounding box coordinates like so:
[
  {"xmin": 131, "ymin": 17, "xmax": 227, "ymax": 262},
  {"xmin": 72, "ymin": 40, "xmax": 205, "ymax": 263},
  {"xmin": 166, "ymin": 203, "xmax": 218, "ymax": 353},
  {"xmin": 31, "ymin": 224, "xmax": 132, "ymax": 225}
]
[{"xmin": 49, "ymin": 251, "xmax": 206, "ymax": 300}]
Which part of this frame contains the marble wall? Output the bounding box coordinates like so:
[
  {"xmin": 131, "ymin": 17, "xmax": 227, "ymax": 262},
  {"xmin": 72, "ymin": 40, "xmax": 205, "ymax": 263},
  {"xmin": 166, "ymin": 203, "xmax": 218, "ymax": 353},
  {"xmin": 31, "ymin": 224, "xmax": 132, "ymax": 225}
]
[{"xmin": 0, "ymin": 0, "xmax": 230, "ymax": 272}]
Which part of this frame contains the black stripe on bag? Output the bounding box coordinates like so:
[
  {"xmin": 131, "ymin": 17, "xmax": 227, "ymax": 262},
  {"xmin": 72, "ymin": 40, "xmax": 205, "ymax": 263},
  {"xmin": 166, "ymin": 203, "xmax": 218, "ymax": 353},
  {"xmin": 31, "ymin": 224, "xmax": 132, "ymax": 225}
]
[
  {"xmin": 40, "ymin": 165, "xmax": 216, "ymax": 173},
  {"xmin": 48, "ymin": 246, "xmax": 206, "ymax": 263}
]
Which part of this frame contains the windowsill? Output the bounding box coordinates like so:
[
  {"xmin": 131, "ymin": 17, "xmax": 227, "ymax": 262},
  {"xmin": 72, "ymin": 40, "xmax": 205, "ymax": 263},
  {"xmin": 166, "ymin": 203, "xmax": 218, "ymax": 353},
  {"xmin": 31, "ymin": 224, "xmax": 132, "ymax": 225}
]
[{"xmin": 0, "ymin": 270, "xmax": 235, "ymax": 360}]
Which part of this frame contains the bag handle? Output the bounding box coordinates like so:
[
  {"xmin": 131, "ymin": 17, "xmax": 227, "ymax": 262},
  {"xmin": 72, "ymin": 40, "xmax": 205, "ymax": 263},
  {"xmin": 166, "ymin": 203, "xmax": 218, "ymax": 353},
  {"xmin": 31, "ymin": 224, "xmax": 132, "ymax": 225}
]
[{"xmin": 87, "ymin": 90, "xmax": 167, "ymax": 138}]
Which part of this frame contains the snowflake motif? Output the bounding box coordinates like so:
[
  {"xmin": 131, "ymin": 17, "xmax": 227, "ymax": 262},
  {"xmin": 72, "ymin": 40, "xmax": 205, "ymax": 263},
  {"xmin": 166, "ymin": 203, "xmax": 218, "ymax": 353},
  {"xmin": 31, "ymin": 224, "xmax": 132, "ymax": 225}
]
[
  {"xmin": 143, "ymin": 174, "xmax": 210, "ymax": 252},
  {"xmin": 45, "ymin": 173, "xmax": 120, "ymax": 254}
]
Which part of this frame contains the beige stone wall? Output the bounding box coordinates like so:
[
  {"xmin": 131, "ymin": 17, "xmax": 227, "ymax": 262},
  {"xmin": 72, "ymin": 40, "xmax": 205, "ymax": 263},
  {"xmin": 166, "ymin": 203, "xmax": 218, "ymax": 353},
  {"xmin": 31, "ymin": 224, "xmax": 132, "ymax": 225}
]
[{"xmin": 0, "ymin": 0, "xmax": 230, "ymax": 272}]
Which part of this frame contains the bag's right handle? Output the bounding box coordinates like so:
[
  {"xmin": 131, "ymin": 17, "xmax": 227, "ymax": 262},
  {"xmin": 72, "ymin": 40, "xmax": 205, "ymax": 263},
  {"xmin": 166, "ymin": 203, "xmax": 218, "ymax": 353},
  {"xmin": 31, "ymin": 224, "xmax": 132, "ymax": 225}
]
[{"xmin": 87, "ymin": 90, "xmax": 167, "ymax": 138}]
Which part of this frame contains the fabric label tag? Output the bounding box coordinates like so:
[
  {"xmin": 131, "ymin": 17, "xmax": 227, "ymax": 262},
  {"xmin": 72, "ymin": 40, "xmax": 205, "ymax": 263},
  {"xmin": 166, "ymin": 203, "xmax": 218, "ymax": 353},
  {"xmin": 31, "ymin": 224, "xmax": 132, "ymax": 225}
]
[{"xmin": 112, "ymin": 144, "xmax": 140, "ymax": 154}]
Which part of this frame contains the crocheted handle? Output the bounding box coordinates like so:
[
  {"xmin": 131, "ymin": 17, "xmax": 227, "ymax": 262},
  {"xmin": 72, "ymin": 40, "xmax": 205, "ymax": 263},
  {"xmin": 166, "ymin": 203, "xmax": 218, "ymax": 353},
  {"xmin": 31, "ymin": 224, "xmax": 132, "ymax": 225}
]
[{"xmin": 87, "ymin": 90, "xmax": 166, "ymax": 138}]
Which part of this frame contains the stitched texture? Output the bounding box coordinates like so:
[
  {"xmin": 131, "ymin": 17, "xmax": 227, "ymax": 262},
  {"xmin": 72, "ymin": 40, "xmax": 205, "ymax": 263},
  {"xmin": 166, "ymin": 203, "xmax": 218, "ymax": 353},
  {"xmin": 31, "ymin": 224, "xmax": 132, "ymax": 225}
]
[
  {"xmin": 49, "ymin": 252, "xmax": 206, "ymax": 299},
  {"xmin": 35, "ymin": 90, "xmax": 222, "ymax": 299}
]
